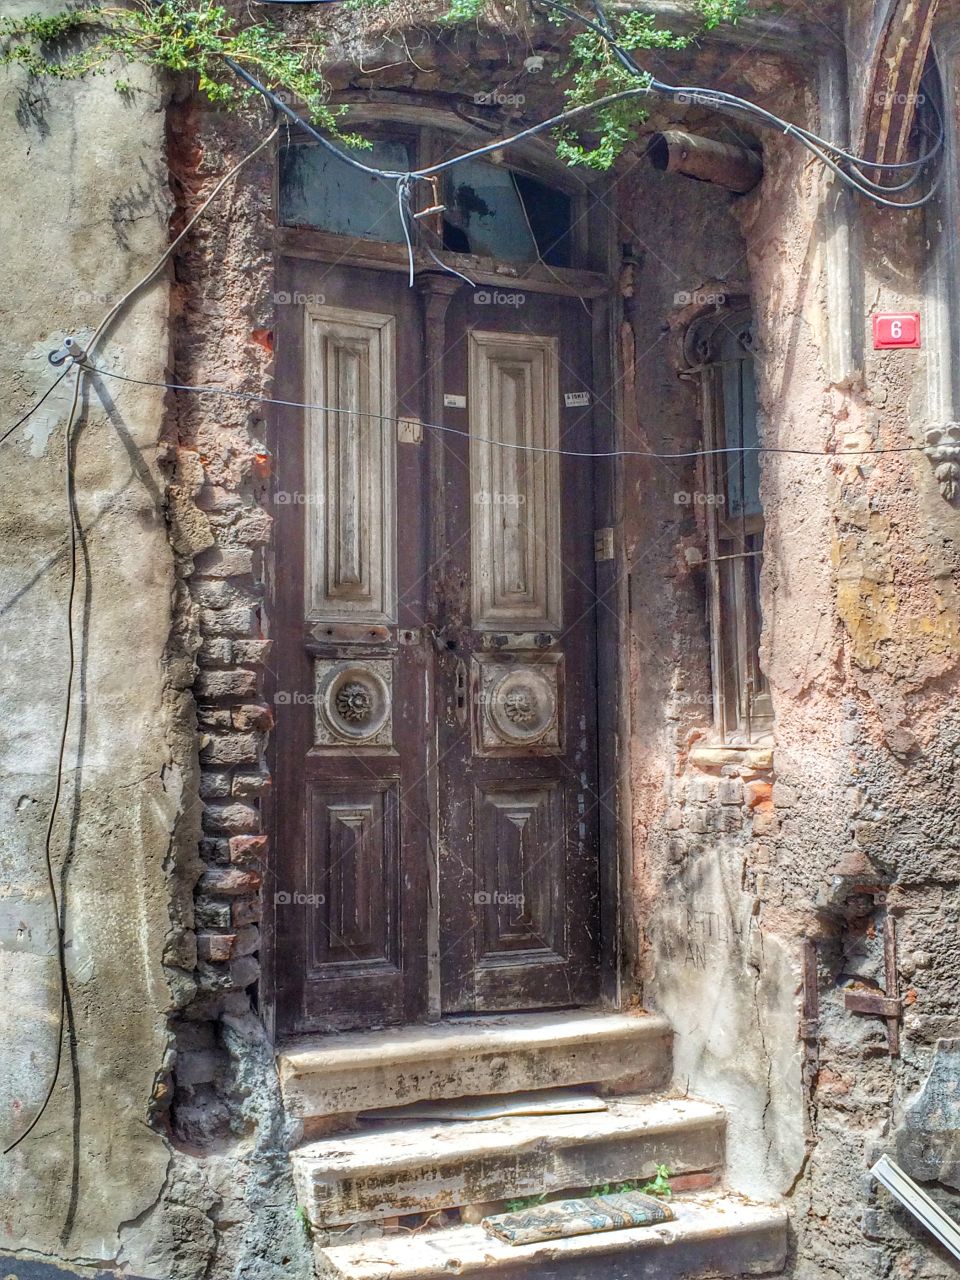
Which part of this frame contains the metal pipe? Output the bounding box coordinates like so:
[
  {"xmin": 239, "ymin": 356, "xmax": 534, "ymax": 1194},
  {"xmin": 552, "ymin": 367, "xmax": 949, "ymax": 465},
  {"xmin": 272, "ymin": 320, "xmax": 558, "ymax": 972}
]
[
  {"xmin": 871, "ymin": 1155, "xmax": 960, "ymax": 1263},
  {"xmin": 649, "ymin": 130, "xmax": 763, "ymax": 193}
]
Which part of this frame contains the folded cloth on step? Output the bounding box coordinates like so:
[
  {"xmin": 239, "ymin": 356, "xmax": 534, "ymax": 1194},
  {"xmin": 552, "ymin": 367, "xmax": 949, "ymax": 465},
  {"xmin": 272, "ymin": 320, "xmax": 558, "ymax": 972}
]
[{"xmin": 482, "ymin": 1191, "xmax": 674, "ymax": 1246}]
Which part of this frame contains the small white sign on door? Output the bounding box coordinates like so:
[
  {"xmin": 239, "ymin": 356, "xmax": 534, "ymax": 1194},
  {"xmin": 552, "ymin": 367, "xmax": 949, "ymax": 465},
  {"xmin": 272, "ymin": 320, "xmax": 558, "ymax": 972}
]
[
  {"xmin": 564, "ymin": 391, "xmax": 590, "ymax": 407},
  {"xmin": 444, "ymin": 393, "xmax": 467, "ymax": 408}
]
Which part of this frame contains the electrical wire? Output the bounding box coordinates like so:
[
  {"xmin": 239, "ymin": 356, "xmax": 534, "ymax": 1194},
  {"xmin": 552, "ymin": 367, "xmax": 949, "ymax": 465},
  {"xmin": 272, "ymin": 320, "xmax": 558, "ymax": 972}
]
[
  {"xmin": 0, "ymin": 366, "xmax": 72, "ymax": 447},
  {"xmin": 579, "ymin": 0, "xmax": 944, "ymax": 184},
  {"xmin": 540, "ymin": 0, "xmax": 943, "ymax": 208},
  {"xmin": 0, "ymin": 126, "xmax": 280, "ymax": 452},
  {"xmin": 215, "ymin": 1, "xmax": 942, "ymax": 299},
  {"xmin": 1, "ymin": 126, "xmax": 282, "ymax": 1154},
  {"xmin": 77, "ymin": 361, "xmax": 931, "ymax": 459},
  {"xmin": 3, "ymin": 373, "xmax": 83, "ymax": 1156},
  {"xmin": 227, "ymin": 0, "xmax": 942, "ymax": 209},
  {"xmin": 226, "ymin": 51, "xmax": 651, "ymax": 182}
]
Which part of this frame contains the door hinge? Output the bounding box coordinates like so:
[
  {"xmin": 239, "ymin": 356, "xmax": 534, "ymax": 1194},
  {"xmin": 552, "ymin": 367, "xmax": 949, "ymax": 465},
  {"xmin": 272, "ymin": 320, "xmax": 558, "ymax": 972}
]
[{"xmin": 594, "ymin": 527, "xmax": 615, "ymax": 562}]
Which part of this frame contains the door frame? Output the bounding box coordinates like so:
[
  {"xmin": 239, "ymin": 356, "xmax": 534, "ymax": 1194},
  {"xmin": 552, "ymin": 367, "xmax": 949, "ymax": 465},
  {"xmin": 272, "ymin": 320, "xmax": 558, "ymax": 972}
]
[{"xmin": 260, "ymin": 97, "xmax": 628, "ymax": 1043}]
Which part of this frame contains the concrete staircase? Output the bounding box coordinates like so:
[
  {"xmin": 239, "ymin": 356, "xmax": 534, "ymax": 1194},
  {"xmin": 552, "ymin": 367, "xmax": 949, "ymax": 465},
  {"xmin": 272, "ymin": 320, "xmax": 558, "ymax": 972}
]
[{"xmin": 276, "ymin": 1011, "xmax": 787, "ymax": 1280}]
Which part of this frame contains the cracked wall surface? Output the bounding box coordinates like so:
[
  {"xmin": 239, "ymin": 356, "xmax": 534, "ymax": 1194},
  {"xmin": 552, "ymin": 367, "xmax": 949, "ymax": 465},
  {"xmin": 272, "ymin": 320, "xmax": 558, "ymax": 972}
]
[
  {"xmin": 1, "ymin": 2, "xmax": 959, "ymax": 1279},
  {"xmin": 0, "ymin": 3, "xmax": 176, "ymax": 1266},
  {"xmin": 620, "ymin": 14, "xmax": 960, "ymax": 1276}
]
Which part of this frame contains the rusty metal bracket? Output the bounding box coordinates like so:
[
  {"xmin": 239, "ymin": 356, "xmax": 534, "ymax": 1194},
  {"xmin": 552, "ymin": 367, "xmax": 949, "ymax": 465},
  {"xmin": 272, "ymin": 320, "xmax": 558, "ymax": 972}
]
[
  {"xmin": 843, "ymin": 913, "xmax": 902, "ymax": 1056},
  {"xmin": 801, "ymin": 938, "xmax": 820, "ymax": 1088}
]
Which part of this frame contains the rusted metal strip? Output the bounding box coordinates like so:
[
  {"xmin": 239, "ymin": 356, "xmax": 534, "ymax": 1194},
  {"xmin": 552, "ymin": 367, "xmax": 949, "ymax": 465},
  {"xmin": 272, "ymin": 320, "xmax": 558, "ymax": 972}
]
[
  {"xmin": 844, "ymin": 992, "xmax": 902, "ymax": 1019},
  {"xmin": 843, "ymin": 912, "xmax": 902, "ymax": 1056},
  {"xmin": 884, "ymin": 913, "xmax": 901, "ymax": 1056}
]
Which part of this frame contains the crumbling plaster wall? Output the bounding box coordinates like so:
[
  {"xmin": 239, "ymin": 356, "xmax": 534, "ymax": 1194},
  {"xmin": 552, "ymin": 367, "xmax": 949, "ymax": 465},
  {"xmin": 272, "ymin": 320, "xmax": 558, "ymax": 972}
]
[
  {"xmin": 3, "ymin": 0, "xmax": 959, "ymax": 1277},
  {"xmin": 620, "ymin": 23, "xmax": 960, "ymax": 1280},
  {"xmin": 0, "ymin": 15, "xmax": 312, "ymax": 1279},
  {"xmin": 0, "ymin": 11, "xmax": 177, "ymax": 1269}
]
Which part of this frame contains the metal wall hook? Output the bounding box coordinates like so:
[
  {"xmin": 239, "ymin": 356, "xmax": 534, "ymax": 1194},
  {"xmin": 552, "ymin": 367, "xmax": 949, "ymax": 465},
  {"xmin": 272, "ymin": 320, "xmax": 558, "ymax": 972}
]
[{"xmin": 48, "ymin": 336, "xmax": 87, "ymax": 367}]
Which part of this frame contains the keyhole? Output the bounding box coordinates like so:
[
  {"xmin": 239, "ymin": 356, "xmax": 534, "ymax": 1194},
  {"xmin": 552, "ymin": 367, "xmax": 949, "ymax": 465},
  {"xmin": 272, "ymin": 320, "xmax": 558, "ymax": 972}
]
[{"xmin": 455, "ymin": 660, "xmax": 467, "ymax": 724}]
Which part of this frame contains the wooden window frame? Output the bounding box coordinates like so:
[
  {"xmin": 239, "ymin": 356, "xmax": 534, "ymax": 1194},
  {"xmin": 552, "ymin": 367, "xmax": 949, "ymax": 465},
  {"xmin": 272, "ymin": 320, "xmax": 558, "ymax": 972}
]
[
  {"xmin": 273, "ymin": 107, "xmax": 606, "ymax": 285},
  {"xmin": 690, "ymin": 306, "xmax": 773, "ymax": 744}
]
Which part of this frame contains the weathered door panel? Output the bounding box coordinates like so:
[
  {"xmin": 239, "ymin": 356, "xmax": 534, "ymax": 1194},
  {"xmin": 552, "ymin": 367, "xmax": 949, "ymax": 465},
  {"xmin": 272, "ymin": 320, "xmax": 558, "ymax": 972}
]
[
  {"xmin": 272, "ymin": 261, "xmax": 602, "ymax": 1033},
  {"xmin": 272, "ymin": 261, "xmax": 431, "ymax": 1034},
  {"xmin": 435, "ymin": 291, "xmax": 601, "ymax": 1012}
]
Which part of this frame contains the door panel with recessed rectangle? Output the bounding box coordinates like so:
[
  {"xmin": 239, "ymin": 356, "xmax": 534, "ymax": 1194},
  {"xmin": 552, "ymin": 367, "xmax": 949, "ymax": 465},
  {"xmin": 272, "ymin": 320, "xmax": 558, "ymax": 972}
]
[{"xmin": 271, "ymin": 262, "xmax": 602, "ymax": 1032}]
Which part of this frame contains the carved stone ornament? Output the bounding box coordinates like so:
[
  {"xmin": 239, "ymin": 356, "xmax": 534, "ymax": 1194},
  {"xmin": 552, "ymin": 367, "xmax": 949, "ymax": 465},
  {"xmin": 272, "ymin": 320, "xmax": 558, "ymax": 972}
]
[
  {"xmin": 476, "ymin": 657, "xmax": 561, "ymax": 753},
  {"xmin": 314, "ymin": 660, "xmax": 393, "ymax": 746},
  {"xmin": 924, "ymin": 423, "xmax": 960, "ymax": 502}
]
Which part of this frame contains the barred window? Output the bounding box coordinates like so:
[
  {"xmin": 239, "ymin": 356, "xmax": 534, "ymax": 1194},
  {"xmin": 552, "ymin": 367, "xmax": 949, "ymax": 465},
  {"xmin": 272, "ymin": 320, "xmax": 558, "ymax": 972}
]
[{"xmin": 694, "ymin": 311, "xmax": 773, "ymax": 742}]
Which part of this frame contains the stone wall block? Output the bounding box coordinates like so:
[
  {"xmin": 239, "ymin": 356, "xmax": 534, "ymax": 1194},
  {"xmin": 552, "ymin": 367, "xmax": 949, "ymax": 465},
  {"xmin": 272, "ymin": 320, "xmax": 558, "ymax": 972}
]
[
  {"xmin": 232, "ymin": 638, "xmax": 273, "ymax": 663},
  {"xmin": 689, "ymin": 776, "xmax": 716, "ymax": 803},
  {"xmin": 232, "ymin": 769, "xmax": 271, "ymax": 797},
  {"xmin": 229, "ymin": 507, "xmax": 272, "ymax": 546},
  {"xmin": 687, "ymin": 809, "xmax": 709, "ymax": 834},
  {"xmin": 200, "ymin": 770, "xmax": 232, "ymax": 800},
  {"xmin": 196, "ymin": 668, "xmax": 259, "ymax": 699},
  {"xmin": 718, "ymin": 778, "xmax": 744, "ymax": 806},
  {"xmin": 745, "ymin": 780, "xmax": 773, "ymax": 810},
  {"xmin": 229, "ymin": 834, "xmax": 268, "ymax": 866},
  {"xmin": 197, "ymin": 932, "xmax": 237, "ymax": 963},
  {"xmin": 232, "ymin": 703, "xmax": 273, "ymax": 732},
  {"xmin": 233, "ymin": 925, "xmax": 260, "ymax": 957},
  {"xmin": 200, "ymin": 837, "xmax": 230, "ymax": 865},
  {"xmin": 199, "ymin": 866, "xmax": 262, "ymax": 896},
  {"xmin": 197, "ymin": 484, "xmax": 244, "ymax": 513},
  {"xmin": 200, "ymin": 732, "xmax": 261, "ymax": 765},
  {"xmin": 230, "ymin": 955, "xmax": 260, "ymax": 989},
  {"xmin": 198, "ymin": 637, "xmax": 234, "ymax": 666},
  {"xmin": 198, "ymin": 707, "xmax": 233, "ymax": 729},
  {"xmin": 193, "ymin": 546, "xmax": 255, "ymax": 577},
  {"xmin": 191, "ymin": 579, "xmax": 243, "ymax": 610},
  {"xmin": 202, "ymin": 802, "xmax": 260, "ymax": 835},
  {"xmin": 232, "ymin": 897, "xmax": 261, "ymax": 927},
  {"xmin": 200, "ymin": 605, "xmax": 259, "ymax": 638},
  {"xmin": 195, "ymin": 896, "xmax": 234, "ymax": 929}
]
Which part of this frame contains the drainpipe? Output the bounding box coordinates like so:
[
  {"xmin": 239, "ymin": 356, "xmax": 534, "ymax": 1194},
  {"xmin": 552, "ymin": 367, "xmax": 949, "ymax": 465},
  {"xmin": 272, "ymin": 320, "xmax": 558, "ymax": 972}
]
[{"xmin": 649, "ymin": 131, "xmax": 763, "ymax": 193}]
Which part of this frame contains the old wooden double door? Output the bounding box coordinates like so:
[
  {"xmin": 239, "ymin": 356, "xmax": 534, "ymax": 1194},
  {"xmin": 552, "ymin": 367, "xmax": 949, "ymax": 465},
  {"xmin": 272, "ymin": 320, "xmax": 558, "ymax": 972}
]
[{"xmin": 272, "ymin": 261, "xmax": 604, "ymax": 1034}]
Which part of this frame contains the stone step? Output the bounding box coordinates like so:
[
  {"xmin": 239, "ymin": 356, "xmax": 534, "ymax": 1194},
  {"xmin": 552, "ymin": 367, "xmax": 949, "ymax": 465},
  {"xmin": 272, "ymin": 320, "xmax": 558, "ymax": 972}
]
[
  {"xmin": 316, "ymin": 1191, "xmax": 788, "ymax": 1280},
  {"xmin": 293, "ymin": 1095, "xmax": 724, "ymax": 1228},
  {"xmin": 278, "ymin": 1011, "xmax": 673, "ymax": 1122},
  {"xmin": 293, "ymin": 1090, "xmax": 721, "ymax": 1228}
]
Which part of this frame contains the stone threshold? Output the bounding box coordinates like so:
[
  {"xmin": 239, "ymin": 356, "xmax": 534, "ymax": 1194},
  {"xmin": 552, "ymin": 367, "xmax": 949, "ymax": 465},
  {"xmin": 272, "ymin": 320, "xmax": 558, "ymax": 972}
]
[
  {"xmin": 317, "ymin": 1190, "xmax": 788, "ymax": 1280},
  {"xmin": 293, "ymin": 1094, "xmax": 725, "ymax": 1228},
  {"xmin": 277, "ymin": 1010, "xmax": 674, "ymax": 1121}
]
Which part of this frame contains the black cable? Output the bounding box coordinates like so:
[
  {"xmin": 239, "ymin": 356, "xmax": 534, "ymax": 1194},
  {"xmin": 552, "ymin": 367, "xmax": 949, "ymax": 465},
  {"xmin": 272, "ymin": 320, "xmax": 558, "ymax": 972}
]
[
  {"xmin": 79, "ymin": 361, "xmax": 932, "ymax": 459},
  {"xmin": 226, "ymin": 50, "xmax": 651, "ymax": 183},
  {"xmin": 0, "ymin": 366, "xmax": 72, "ymax": 447},
  {"xmin": 223, "ymin": 55, "xmax": 409, "ymax": 181},
  {"xmin": 540, "ymin": 0, "xmax": 943, "ymax": 208},
  {"xmin": 224, "ymin": 4, "xmax": 941, "ymax": 213},
  {"xmin": 3, "ymin": 372, "xmax": 81, "ymax": 1155}
]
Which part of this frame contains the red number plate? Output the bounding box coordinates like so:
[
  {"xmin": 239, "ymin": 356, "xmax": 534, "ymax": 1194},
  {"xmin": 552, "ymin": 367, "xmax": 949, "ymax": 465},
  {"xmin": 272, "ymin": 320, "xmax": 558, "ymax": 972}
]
[{"xmin": 872, "ymin": 313, "xmax": 921, "ymax": 349}]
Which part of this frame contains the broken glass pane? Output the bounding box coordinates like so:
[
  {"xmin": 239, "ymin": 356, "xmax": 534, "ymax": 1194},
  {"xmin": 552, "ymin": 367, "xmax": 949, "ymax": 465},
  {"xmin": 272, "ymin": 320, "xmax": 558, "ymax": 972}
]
[
  {"xmin": 279, "ymin": 140, "xmax": 411, "ymax": 243},
  {"xmin": 443, "ymin": 161, "xmax": 571, "ymax": 265}
]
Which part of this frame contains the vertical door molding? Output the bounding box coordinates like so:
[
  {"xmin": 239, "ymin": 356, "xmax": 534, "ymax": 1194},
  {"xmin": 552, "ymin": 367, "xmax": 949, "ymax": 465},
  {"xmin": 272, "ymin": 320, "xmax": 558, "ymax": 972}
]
[
  {"xmin": 468, "ymin": 330, "xmax": 562, "ymax": 631},
  {"xmin": 416, "ymin": 270, "xmax": 462, "ymax": 1021},
  {"xmin": 304, "ymin": 304, "xmax": 397, "ymax": 622}
]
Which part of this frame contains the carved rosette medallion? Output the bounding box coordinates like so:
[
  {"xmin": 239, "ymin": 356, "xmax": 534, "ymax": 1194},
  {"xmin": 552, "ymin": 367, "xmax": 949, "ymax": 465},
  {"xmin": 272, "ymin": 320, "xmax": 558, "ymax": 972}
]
[
  {"xmin": 925, "ymin": 423, "xmax": 960, "ymax": 502},
  {"xmin": 314, "ymin": 660, "xmax": 393, "ymax": 746},
  {"xmin": 475, "ymin": 656, "xmax": 561, "ymax": 754}
]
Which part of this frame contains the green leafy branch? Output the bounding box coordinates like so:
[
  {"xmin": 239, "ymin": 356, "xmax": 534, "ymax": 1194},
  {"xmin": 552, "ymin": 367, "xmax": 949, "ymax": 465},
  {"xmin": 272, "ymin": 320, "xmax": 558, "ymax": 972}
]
[
  {"xmin": 0, "ymin": 1, "xmax": 365, "ymax": 144},
  {"xmin": 553, "ymin": 0, "xmax": 749, "ymax": 169},
  {"xmin": 1, "ymin": 0, "xmax": 749, "ymax": 170}
]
